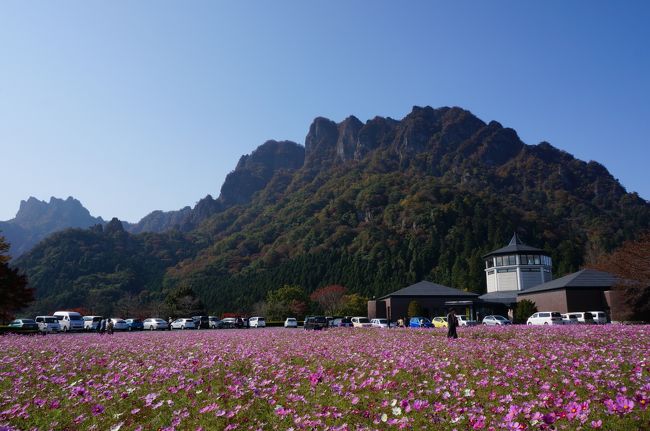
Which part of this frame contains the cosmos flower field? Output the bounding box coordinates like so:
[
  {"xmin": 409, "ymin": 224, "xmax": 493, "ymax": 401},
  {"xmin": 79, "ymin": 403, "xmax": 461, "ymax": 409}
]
[{"xmin": 0, "ymin": 326, "xmax": 648, "ymax": 431}]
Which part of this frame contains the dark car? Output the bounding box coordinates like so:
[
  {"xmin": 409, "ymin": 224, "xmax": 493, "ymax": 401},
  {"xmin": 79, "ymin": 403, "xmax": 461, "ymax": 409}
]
[
  {"xmin": 220, "ymin": 317, "xmax": 245, "ymax": 329},
  {"xmin": 330, "ymin": 317, "xmax": 353, "ymax": 328},
  {"xmin": 8, "ymin": 319, "xmax": 38, "ymax": 330},
  {"xmin": 124, "ymin": 318, "xmax": 144, "ymax": 331},
  {"xmin": 192, "ymin": 315, "xmax": 210, "ymax": 330},
  {"xmin": 209, "ymin": 316, "xmax": 224, "ymax": 329},
  {"xmin": 304, "ymin": 316, "xmax": 327, "ymax": 330}
]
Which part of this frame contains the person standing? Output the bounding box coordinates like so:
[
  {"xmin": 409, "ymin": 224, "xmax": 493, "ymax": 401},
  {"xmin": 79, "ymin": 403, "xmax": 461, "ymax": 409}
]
[
  {"xmin": 447, "ymin": 309, "xmax": 458, "ymax": 339},
  {"xmin": 107, "ymin": 319, "xmax": 114, "ymax": 335}
]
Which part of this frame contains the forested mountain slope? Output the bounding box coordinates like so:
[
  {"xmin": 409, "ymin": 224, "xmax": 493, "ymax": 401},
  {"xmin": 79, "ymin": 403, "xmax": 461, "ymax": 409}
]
[{"xmin": 16, "ymin": 106, "xmax": 650, "ymax": 316}]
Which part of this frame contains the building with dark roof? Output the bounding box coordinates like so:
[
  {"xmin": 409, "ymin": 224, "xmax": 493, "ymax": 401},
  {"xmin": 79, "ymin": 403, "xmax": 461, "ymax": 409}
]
[
  {"xmin": 479, "ymin": 233, "xmax": 552, "ymax": 313},
  {"xmin": 367, "ymin": 280, "xmax": 479, "ymax": 321},
  {"xmin": 517, "ymin": 269, "xmax": 616, "ymax": 313}
]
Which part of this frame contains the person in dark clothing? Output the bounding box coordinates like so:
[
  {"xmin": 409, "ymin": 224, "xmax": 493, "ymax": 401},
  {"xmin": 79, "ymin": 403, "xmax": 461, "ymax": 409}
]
[{"xmin": 447, "ymin": 309, "xmax": 458, "ymax": 339}]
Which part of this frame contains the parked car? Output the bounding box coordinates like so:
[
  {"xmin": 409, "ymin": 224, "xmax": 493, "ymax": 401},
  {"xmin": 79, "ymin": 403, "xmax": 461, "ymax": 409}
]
[
  {"xmin": 350, "ymin": 317, "xmax": 372, "ymax": 328},
  {"xmin": 304, "ymin": 316, "xmax": 327, "ymax": 330},
  {"xmin": 432, "ymin": 317, "xmax": 448, "ymax": 328},
  {"xmin": 209, "ymin": 316, "xmax": 224, "ymax": 329},
  {"xmin": 220, "ymin": 318, "xmax": 245, "ymax": 329},
  {"xmin": 35, "ymin": 316, "xmax": 61, "ymax": 333},
  {"xmin": 456, "ymin": 315, "xmax": 478, "ymax": 326},
  {"xmin": 330, "ymin": 317, "xmax": 353, "ymax": 328},
  {"xmin": 8, "ymin": 319, "xmax": 38, "ymax": 330},
  {"xmin": 53, "ymin": 311, "xmax": 85, "ymax": 332},
  {"xmin": 573, "ymin": 312, "xmax": 595, "ymax": 324},
  {"xmin": 409, "ymin": 317, "xmax": 433, "ymax": 328},
  {"xmin": 561, "ymin": 313, "xmax": 580, "ymax": 325},
  {"xmin": 249, "ymin": 316, "xmax": 266, "ymax": 328},
  {"xmin": 83, "ymin": 315, "xmax": 103, "ymax": 331},
  {"xmin": 527, "ymin": 311, "xmax": 563, "ymax": 325},
  {"xmin": 143, "ymin": 318, "xmax": 169, "ymax": 331},
  {"xmin": 109, "ymin": 318, "xmax": 128, "ymax": 331},
  {"xmin": 192, "ymin": 316, "xmax": 210, "ymax": 330},
  {"xmin": 284, "ymin": 318, "xmax": 298, "ymax": 328},
  {"xmin": 124, "ymin": 318, "xmax": 144, "ymax": 331},
  {"xmin": 370, "ymin": 318, "xmax": 390, "ymax": 328},
  {"xmin": 589, "ymin": 311, "xmax": 608, "ymax": 324},
  {"xmin": 482, "ymin": 315, "xmax": 512, "ymax": 326},
  {"xmin": 171, "ymin": 318, "xmax": 196, "ymax": 330}
]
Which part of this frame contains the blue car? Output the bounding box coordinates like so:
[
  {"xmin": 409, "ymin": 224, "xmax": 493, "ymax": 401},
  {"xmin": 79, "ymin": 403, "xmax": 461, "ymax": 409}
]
[
  {"xmin": 409, "ymin": 317, "xmax": 433, "ymax": 328},
  {"xmin": 124, "ymin": 318, "xmax": 144, "ymax": 331}
]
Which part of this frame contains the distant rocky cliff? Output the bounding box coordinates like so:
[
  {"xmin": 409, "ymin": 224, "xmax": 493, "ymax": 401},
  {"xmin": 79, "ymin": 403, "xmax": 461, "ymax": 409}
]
[
  {"xmin": 0, "ymin": 196, "xmax": 104, "ymax": 258},
  {"xmin": 126, "ymin": 140, "xmax": 305, "ymax": 233}
]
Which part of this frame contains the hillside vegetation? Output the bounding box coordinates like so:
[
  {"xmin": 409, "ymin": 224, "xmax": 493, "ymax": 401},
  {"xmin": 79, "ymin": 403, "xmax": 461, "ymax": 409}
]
[{"xmin": 15, "ymin": 106, "xmax": 650, "ymax": 316}]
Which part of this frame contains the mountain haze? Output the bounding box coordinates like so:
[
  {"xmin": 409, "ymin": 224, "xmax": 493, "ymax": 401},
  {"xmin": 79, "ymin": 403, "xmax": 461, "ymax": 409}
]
[
  {"xmin": 15, "ymin": 106, "xmax": 650, "ymax": 316},
  {"xmin": 0, "ymin": 196, "xmax": 104, "ymax": 258}
]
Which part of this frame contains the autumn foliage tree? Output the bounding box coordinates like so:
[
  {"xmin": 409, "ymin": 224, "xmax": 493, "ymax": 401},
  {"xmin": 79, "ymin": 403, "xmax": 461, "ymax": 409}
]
[
  {"xmin": 0, "ymin": 234, "xmax": 34, "ymax": 322},
  {"xmin": 266, "ymin": 285, "xmax": 309, "ymax": 320},
  {"xmin": 592, "ymin": 232, "xmax": 650, "ymax": 322},
  {"xmin": 310, "ymin": 284, "xmax": 347, "ymax": 316}
]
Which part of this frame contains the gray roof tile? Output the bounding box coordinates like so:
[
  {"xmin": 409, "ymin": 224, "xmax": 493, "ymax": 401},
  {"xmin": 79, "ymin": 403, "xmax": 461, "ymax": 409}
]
[
  {"xmin": 518, "ymin": 269, "xmax": 616, "ymax": 294},
  {"xmin": 379, "ymin": 280, "xmax": 479, "ymax": 300}
]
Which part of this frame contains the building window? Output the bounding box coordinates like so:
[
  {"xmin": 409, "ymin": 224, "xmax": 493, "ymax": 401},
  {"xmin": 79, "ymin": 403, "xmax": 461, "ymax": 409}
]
[
  {"xmin": 496, "ymin": 256, "xmax": 503, "ymax": 266},
  {"xmin": 486, "ymin": 258, "xmax": 494, "ymax": 268},
  {"xmin": 487, "ymin": 270, "xmax": 495, "ymax": 275},
  {"xmin": 507, "ymin": 255, "xmax": 516, "ymax": 265}
]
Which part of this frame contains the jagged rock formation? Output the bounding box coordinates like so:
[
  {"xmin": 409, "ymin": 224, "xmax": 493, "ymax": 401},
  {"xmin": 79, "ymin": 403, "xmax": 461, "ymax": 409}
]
[
  {"xmin": 15, "ymin": 106, "xmax": 650, "ymax": 316},
  {"xmin": 0, "ymin": 197, "xmax": 104, "ymax": 258}
]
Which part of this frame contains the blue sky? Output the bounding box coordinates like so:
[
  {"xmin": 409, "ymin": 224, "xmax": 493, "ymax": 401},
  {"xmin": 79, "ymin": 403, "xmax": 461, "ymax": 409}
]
[{"xmin": 1, "ymin": 1, "xmax": 648, "ymax": 222}]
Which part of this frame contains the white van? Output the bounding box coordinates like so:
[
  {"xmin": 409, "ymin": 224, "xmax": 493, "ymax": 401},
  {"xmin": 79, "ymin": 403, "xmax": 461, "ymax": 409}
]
[
  {"xmin": 561, "ymin": 313, "xmax": 579, "ymax": 324},
  {"xmin": 589, "ymin": 311, "xmax": 608, "ymax": 324},
  {"xmin": 249, "ymin": 317, "xmax": 266, "ymax": 328},
  {"xmin": 83, "ymin": 315, "xmax": 103, "ymax": 331},
  {"xmin": 527, "ymin": 311, "xmax": 563, "ymax": 325},
  {"xmin": 53, "ymin": 311, "xmax": 85, "ymax": 332},
  {"xmin": 35, "ymin": 316, "xmax": 61, "ymax": 333}
]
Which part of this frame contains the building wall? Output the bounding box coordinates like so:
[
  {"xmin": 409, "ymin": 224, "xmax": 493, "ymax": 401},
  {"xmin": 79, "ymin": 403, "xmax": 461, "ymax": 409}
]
[
  {"xmin": 497, "ymin": 272, "xmax": 518, "ymax": 291},
  {"xmin": 486, "ymin": 272, "xmax": 497, "ymax": 292},
  {"xmin": 367, "ymin": 300, "xmax": 386, "ymax": 319},
  {"xmin": 521, "ymin": 270, "xmax": 544, "ymax": 290},
  {"xmin": 518, "ymin": 290, "xmax": 569, "ymax": 312},
  {"xmin": 565, "ymin": 289, "xmax": 609, "ymax": 312},
  {"xmin": 518, "ymin": 288, "xmax": 611, "ymax": 314}
]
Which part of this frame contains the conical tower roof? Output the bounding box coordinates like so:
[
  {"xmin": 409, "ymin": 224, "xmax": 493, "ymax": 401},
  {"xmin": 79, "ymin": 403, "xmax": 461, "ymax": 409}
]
[{"xmin": 482, "ymin": 233, "xmax": 547, "ymax": 258}]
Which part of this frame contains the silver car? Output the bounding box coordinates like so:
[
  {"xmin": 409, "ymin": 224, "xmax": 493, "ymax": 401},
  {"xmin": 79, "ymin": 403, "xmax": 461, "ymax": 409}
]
[
  {"xmin": 171, "ymin": 318, "xmax": 196, "ymax": 330},
  {"xmin": 143, "ymin": 318, "xmax": 169, "ymax": 330},
  {"xmin": 35, "ymin": 316, "xmax": 61, "ymax": 333},
  {"xmin": 109, "ymin": 318, "xmax": 129, "ymax": 331},
  {"xmin": 482, "ymin": 315, "xmax": 512, "ymax": 326}
]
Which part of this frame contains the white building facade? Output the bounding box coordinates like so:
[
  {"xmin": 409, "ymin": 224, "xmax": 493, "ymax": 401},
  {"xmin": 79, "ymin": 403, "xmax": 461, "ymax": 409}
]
[{"xmin": 483, "ymin": 233, "xmax": 552, "ymax": 296}]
